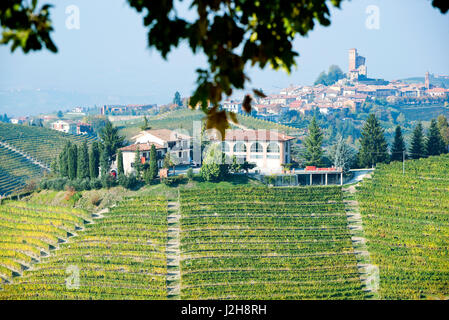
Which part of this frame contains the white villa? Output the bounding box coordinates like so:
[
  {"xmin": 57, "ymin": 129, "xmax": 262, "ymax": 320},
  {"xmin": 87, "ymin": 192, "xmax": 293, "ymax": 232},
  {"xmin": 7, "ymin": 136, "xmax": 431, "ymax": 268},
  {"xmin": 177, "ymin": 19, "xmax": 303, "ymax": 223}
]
[
  {"xmin": 116, "ymin": 128, "xmax": 294, "ymax": 176},
  {"xmin": 215, "ymin": 129, "xmax": 295, "ymax": 174}
]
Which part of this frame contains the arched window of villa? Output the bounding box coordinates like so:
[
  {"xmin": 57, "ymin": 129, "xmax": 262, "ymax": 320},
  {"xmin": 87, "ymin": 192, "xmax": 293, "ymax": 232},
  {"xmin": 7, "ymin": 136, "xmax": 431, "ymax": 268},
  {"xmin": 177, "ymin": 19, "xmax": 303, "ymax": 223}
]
[
  {"xmin": 233, "ymin": 142, "xmax": 247, "ymax": 153},
  {"xmin": 221, "ymin": 142, "xmax": 230, "ymax": 153},
  {"xmin": 267, "ymin": 142, "xmax": 280, "ymax": 153},
  {"xmin": 250, "ymin": 142, "xmax": 263, "ymax": 153}
]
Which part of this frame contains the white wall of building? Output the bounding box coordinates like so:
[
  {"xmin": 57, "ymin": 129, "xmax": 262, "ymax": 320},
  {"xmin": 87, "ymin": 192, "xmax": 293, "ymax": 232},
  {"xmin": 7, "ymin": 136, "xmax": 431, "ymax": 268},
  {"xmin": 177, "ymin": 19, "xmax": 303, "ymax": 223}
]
[{"xmin": 220, "ymin": 140, "xmax": 291, "ymax": 174}]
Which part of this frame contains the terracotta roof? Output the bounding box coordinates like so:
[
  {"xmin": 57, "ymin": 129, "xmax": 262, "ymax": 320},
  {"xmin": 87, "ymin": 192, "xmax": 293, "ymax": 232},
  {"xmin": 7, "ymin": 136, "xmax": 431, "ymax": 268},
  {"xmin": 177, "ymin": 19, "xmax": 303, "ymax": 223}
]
[
  {"xmin": 427, "ymin": 88, "xmax": 448, "ymax": 92},
  {"xmin": 135, "ymin": 129, "xmax": 192, "ymax": 142},
  {"xmin": 289, "ymin": 100, "xmax": 304, "ymax": 109},
  {"xmin": 345, "ymin": 94, "xmax": 368, "ymax": 100},
  {"xmin": 120, "ymin": 142, "xmax": 164, "ymax": 152},
  {"xmin": 214, "ymin": 129, "xmax": 295, "ymax": 142}
]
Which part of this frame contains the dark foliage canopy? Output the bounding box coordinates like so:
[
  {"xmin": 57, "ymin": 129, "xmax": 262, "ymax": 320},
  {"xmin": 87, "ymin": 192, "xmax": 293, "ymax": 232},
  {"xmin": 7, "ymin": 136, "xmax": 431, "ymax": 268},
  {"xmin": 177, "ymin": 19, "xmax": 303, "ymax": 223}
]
[
  {"xmin": 358, "ymin": 114, "xmax": 389, "ymax": 168},
  {"xmin": 410, "ymin": 122, "xmax": 425, "ymax": 160},
  {"xmin": 391, "ymin": 125, "xmax": 406, "ymax": 162}
]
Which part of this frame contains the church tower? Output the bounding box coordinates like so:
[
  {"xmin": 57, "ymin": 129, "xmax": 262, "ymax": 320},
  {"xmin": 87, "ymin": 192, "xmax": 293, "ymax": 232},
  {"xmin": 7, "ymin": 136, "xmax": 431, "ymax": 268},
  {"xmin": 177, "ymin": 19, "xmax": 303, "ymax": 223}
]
[{"xmin": 349, "ymin": 48, "xmax": 357, "ymax": 72}]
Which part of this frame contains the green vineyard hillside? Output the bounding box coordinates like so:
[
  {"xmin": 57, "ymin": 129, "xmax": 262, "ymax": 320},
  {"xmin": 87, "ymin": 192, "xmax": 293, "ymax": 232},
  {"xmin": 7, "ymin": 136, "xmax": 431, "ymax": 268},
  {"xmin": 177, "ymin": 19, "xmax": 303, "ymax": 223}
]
[
  {"xmin": 0, "ymin": 145, "xmax": 44, "ymax": 196},
  {"xmin": 117, "ymin": 109, "xmax": 300, "ymax": 140},
  {"xmin": 179, "ymin": 187, "xmax": 365, "ymax": 299},
  {"xmin": 0, "ymin": 196, "xmax": 167, "ymax": 300},
  {"xmin": 236, "ymin": 114, "xmax": 300, "ymax": 135},
  {"xmin": 0, "ymin": 123, "xmax": 97, "ymax": 166},
  {"xmin": 1, "ymin": 168, "xmax": 448, "ymax": 300},
  {"xmin": 0, "ymin": 201, "xmax": 91, "ymax": 283},
  {"xmin": 357, "ymin": 155, "xmax": 449, "ymax": 299},
  {"xmin": 117, "ymin": 109, "xmax": 204, "ymax": 140}
]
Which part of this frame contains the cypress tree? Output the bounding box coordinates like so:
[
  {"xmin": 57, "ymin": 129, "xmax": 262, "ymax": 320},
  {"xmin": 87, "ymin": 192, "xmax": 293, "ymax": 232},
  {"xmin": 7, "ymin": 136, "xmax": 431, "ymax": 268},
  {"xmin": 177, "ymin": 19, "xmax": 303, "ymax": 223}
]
[
  {"xmin": 99, "ymin": 120, "xmax": 124, "ymax": 162},
  {"xmin": 163, "ymin": 152, "xmax": 172, "ymax": 169},
  {"xmin": 143, "ymin": 168, "xmax": 152, "ymax": 184},
  {"xmin": 89, "ymin": 142, "xmax": 100, "ymax": 179},
  {"xmin": 141, "ymin": 116, "xmax": 150, "ymax": 130},
  {"xmin": 409, "ymin": 122, "xmax": 425, "ymax": 159},
  {"xmin": 304, "ymin": 117, "xmax": 324, "ymax": 167},
  {"xmin": 134, "ymin": 146, "xmax": 142, "ymax": 177},
  {"xmin": 100, "ymin": 147, "xmax": 110, "ymax": 177},
  {"xmin": 117, "ymin": 149, "xmax": 124, "ymax": 175},
  {"xmin": 391, "ymin": 125, "xmax": 406, "ymax": 162},
  {"xmin": 358, "ymin": 114, "xmax": 389, "ymax": 168},
  {"xmin": 77, "ymin": 141, "xmax": 89, "ymax": 179},
  {"xmin": 50, "ymin": 158, "xmax": 59, "ymax": 174},
  {"xmin": 67, "ymin": 144, "xmax": 78, "ymax": 180},
  {"xmin": 59, "ymin": 142, "xmax": 70, "ymax": 177},
  {"xmin": 331, "ymin": 134, "xmax": 355, "ymax": 173},
  {"xmin": 149, "ymin": 145, "xmax": 158, "ymax": 180},
  {"xmin": 426, "ymin": 119, "xmax": 446, "ymax": 156},
  {"xmin": 437, "ymin": 115, "xmax": 449, "ymax": 150}
]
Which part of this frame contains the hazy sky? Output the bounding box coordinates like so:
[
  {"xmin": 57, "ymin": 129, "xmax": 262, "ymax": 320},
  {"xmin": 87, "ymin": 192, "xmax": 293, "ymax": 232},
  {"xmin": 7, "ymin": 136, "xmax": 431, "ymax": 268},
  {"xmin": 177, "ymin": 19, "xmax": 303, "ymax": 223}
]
[{"xmin": 0, "ymin": 0, "xmax": 448, "ymax": 116}]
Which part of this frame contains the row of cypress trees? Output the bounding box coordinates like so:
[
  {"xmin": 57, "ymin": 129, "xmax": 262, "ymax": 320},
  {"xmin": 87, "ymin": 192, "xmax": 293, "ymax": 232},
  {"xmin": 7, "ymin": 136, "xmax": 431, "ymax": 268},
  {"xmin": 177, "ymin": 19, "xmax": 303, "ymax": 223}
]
[
  {"xmin": 53, "ymin": 120, "xmax": 125, "ymax": 180},
  {"xmin": 56, "ymin": 141, "xmax": 103, "ymax": 180}
]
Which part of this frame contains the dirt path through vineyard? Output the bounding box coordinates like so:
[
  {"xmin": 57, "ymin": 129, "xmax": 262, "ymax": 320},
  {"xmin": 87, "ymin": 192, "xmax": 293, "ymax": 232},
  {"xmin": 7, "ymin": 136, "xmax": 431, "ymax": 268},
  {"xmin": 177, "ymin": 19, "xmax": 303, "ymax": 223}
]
[
  {"xmin": 343, "ymin": 186, "xmax": 380, "ymax": 299},
  {"xmin": 166, "ymin": 191, "xmax": 181, "ymax": 299}
]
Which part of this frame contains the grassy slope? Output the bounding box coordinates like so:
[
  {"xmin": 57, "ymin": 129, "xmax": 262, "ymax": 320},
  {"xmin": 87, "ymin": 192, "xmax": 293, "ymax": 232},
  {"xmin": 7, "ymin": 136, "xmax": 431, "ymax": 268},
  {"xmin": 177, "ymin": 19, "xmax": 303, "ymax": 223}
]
[
  {"xmin": 118, "ymin": 109, "xmax": 204, "ymax": 141},
  {"xmin": 21, "ymin": 175, "xmax": 262, "ymax": 213},
  {"xmin": 236, "ymin": 114, "xmax": 301, "ymax": 135},
  {"xmin": 357, "ymin": 155, "xmax": 449, "ymax": 299}
]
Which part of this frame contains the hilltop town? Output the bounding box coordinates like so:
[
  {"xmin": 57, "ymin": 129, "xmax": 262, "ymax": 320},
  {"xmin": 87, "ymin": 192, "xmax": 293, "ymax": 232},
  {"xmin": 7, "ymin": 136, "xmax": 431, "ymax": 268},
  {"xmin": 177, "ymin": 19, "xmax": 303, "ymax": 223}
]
[{"xmin": 220, "ymin": 49, "xmax": 449, "ymax": 122}]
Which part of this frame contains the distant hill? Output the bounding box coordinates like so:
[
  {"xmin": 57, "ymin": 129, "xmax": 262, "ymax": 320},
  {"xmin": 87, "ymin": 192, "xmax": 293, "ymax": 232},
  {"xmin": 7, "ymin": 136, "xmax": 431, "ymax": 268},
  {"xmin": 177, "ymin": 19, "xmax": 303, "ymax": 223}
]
[{"xmin": 0, "ymin": 89, "xmax": 159, "ymax": 117}]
